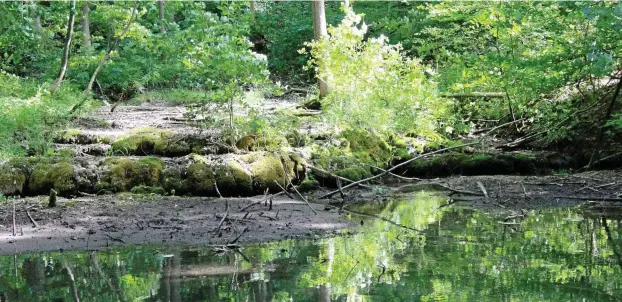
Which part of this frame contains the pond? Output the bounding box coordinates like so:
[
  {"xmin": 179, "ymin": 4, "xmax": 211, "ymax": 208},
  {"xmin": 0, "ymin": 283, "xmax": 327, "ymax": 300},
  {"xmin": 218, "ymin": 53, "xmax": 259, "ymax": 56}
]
[{"xmin": 1, "ymin": 192, "xmax": 621, "ymax": 301}]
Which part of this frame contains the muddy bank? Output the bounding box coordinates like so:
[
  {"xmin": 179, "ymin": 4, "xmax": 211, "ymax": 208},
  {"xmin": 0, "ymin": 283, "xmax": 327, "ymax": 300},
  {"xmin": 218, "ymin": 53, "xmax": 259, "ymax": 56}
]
[
  {"xmin": 2, "ymin": 170, "xmax": 622, "ymax": 255},
  {"xmin": 0, "ymin": 194, "xmax": 356, "ymax": 255}
]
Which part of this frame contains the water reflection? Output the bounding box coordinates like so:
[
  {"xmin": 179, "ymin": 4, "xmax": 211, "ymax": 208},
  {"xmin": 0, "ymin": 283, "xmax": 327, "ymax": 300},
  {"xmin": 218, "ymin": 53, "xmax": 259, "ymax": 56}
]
[{"xmin": 1, "ymin": 192, "xmax": 621, "ymax": 301}]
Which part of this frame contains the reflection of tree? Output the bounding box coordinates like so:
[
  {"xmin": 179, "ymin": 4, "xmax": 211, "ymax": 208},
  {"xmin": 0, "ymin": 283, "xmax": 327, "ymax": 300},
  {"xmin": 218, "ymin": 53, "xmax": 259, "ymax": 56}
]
[{"xmin": 0, "ymin": 194, "xmax": 621, "ymax": 301}]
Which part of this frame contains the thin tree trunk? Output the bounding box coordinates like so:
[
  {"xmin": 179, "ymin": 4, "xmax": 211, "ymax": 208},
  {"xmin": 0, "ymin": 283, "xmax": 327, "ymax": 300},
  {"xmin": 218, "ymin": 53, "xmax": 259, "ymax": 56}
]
[
  {"xmin": 81, "ymin": 2, "xmax": 91, "ymax": 48},
  {"xmin": 83, "ymin": 2, "xmax": 139, "ymax": 96},
  {"xmin": 312, "ymin": 0, "xmax": 329, "ymax": 98},
  {"xmin": 158, "ymin": 0, "xmax": 166, "ymax": 33},
  {"xmin": 70, "ymin": 2, "xmax": 139, "ymax": 114},
  {"xmin": 50, "ymin": 0, "xmax": 77, "ymax": 95},
  {"xmin": 31, "ymin": 0, "xmax": 43, "ymax": 35}
]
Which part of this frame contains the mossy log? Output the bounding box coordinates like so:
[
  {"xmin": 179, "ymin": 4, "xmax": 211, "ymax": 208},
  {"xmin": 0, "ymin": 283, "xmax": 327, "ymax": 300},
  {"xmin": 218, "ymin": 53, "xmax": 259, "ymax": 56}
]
[
  {"xmin": 399, "ymin": 152, "xmax": 574, "ymax": 178},
  {"xmin": 0, "ymin": 151, "xmax": 306, "ymax": 197}
]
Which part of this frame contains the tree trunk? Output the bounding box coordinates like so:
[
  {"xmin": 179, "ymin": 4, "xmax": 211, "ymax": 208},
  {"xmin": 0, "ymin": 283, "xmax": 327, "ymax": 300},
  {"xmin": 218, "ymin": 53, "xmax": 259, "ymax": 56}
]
[
  {"xmin": 312, "ymin": 0, "xmax": 329, "ymax": 98},
  {"xmin": 81, "ymin": 2, "xmax": 91, "ymax": 48},
  {"xmin": 70, "ymin": 2, "xmax": 139, "ymax": 114},
  {"xmin": 31, "ymin": 1, "xmax": 43, "ymax": 35},
  {"xmin": 50, "ymin": 0, "xmax": 77, "ymax": 95},
  {"xmin": 158, "ymin": 0, "xmax": 166, "ymax": 33}
]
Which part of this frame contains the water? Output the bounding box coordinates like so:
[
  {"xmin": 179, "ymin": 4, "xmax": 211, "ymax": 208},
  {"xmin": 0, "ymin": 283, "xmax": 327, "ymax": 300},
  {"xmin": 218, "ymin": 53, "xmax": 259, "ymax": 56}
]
[{"xmin": 1, "ymin": 192, "xmax": 621, "ymax": 301}]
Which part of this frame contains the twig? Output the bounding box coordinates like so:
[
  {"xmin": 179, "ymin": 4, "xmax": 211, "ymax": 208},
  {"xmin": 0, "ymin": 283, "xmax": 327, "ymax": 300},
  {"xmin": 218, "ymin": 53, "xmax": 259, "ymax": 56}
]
[
  {"xmin": 319, "ymin": 142, "xmax": 480, "ymax": 199},
  {"xmin": 306, "ymin": 165, "xmax": 370, "ymax": 189},
  {"xmin": 337, "ymin": 178, "xmax": 346, "ymax": 213},
  {"xmin": 337, "ymin": 178, "xmax": 345, "ymax": 200},
  {"xmin": 335, "ymin": 206, "xmax": 421, "ymax": 232},
  {"xmin": 228, "ymin": 227, "xmax": 248, "ymax": 245},
  {"xmin": 291, "ymin": 184, "xmax": 317, "ymax": 215},
  {"xmin": 521, "ymin": 183, "xmax": 528, "ymax": 198},
  {"xmin": 585, "ymin": 152, "xmax": 622, "ymax": 170},
  {"xmin": 104, "ymin": 233, "xmax": 125, "ymax": 243},
  {"xmin": 476, "ymin": 181, "xmax": 489, "ymax": 198},
  {"xmin": 12, "ymin": 198, "xmax": 16, "ymax": 237},
  {"xmin": 26, "ymin": 209, "xmax": 38, "ymax": 228},
  {"xmin": 214, "ymin": 200, "xmax": 229, "ymax": 232},
  {"xmin": 434, "ymin": 183, "xmax": 483, "ymax": 196},
  {"xmin": 239, "ymin": 201, "xmax": 261, "ymax": 212},
  {"xmin": 213, "ymin": 181, "xmax": 223, "ymax": 198},
  {"xmin": 273, "ymin": 180, "xmax": 294, "ymax": 199},
  {"xmin": 366, "ymin": 164, "xmax": 423, "ymax": 181},
  {"xmin": 239, "ymin": 191, "xmax": 284, "ymax": 212}
]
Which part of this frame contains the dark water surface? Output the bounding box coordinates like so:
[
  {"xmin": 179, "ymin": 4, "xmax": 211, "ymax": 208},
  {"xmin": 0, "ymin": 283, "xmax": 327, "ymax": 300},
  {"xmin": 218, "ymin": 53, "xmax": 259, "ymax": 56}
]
[{"xmin": 1, "ymin": 192, "xmax": 621, "ymax": 301}]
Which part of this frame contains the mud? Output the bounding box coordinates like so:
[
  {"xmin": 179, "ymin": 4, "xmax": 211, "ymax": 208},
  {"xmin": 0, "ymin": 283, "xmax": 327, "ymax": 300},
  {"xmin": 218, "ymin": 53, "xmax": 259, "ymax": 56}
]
[
  {"xmin": 0, "ymin": 194, "xmax": 356, "ymax": 255},
  {"xmin": 2, "ymin": 170, "xmax": 621, "ymax": 255}
]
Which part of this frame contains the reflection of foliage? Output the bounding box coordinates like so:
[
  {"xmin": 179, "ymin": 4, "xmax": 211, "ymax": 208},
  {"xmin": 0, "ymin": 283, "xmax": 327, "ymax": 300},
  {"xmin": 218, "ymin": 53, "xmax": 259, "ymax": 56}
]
[{"xmin": 1, "ymin": 197, "xmax": 621, "ymax": 301}]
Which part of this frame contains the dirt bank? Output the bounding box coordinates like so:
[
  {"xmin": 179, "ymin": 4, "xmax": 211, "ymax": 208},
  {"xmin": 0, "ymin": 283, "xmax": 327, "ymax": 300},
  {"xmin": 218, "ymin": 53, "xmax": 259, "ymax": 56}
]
[
  {"xmin": 0, "ymin": 194, "xmax": 356, "ymax": 255},
  {"xmin": 2, "ymin": 170, "xmax": 621, "ymax": 255}
]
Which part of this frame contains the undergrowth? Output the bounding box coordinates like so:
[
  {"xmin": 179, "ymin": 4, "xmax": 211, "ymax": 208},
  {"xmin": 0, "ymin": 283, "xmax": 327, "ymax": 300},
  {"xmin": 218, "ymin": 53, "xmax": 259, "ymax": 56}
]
[{"xmin": 0, "ymin": 72, "xmax": 92, "ymax": 157}]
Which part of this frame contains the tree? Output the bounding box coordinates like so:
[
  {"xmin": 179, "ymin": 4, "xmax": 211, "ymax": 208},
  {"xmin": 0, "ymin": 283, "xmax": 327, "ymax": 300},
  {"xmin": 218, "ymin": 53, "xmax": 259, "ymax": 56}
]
[
  {"xmin": 158, "ymin": 0, "xmax": 166, "ymax": 33},
  {"xmin": 312, "ymin": 0, "xmax": 329, "ymax": 98},
  {"xmin": 50, "ymin": 0, "xmax": 77, "ymax": 95},
  {"xmin": 81, "ymin": 2, "xmax": 91, "ymax": 48}
]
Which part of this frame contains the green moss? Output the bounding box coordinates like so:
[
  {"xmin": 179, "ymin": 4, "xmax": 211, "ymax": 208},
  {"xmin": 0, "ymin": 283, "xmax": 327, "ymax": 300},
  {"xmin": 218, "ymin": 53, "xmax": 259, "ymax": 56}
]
[
  {"xmin": 29, "ymin": 162, "xmax": 76, "ymax": 195},
  {"xmin": 130, "ymin": 186, "xmax": 166, "ymax": 195},
  {"xmin": 342, "ymin": 129, "xmax": 392, "ymax": 165},
  {"xmin": 104, "ymin": 157, "xmax": 164, "ymax": 192},
  {"xmin": 162, "ymin": 168, "xmax": 189, "ymax": 195},
  {"xmin": 0, "ymin": 163, "xmax": 27, "ymax": 195},
  {"xmin": 245, "ymin": 152, "xmax": 288, "ymax": 193},
  {"xmin": 188, "ymin": 154, "xmax": 209, "ymax": 164},
  {"xmin": 57, "ymin": 129, "xmax": 113, "ymax": 144},
  {"xmin": 254, "ymin": 135, "xmax": 291, "ymax": 150},
  {"xmin": 62, "ymin": 129, "xmax": 82, "ymax": 140},
  {"xmin": 187, "ymin": 163, "xmax": 216, "ymax": 195},
  {"xmin": 214, "ymin": 160, "xmax": 253, "ymax": 196},
  {"xmin": 335, "ymin": 166, "xmax": 371, "ymax": 181},
  {"xmin": 110, "ymin": 128, "xmax": 195, "ymax": 156},
  {"xmin": 297, "ymin": 178, "xmax": 319, "ymax": 192},
  {"xmin": 236, "ymin": 135, "xmax": 256, "ymax": 151}
]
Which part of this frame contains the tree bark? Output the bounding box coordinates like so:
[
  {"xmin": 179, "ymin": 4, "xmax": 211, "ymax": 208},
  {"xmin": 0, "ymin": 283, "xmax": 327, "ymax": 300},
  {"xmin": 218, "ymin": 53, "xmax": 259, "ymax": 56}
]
[
  {"xmin": 81, "ymin": 2, "xmax": 91, "ymax": 48},
  {"xmin": 158, "ymin": 0, "xmax": 166, "ymax": 33},
  {"xmin": 312, "ymin": 0, "xmax": 329, "ymax": 98},
  {"xmin": 31, "ymin": 1, "xmax": 43, "ymax": 35},
  {"xmin": 50, "ymin": 0, "xmax": 77, "ymax": 95}
]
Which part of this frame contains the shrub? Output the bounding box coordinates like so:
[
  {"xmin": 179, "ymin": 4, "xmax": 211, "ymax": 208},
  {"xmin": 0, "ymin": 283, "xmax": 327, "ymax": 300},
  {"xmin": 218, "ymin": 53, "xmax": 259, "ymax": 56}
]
[{"xmin": 302, "ymin": 4, "xmax": 450, "ymax": 141}]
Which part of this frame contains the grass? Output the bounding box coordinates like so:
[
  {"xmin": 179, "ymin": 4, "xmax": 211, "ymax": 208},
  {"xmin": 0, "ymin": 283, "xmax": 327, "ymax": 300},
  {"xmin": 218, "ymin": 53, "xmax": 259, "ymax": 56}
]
[{"xmin": 0, "ymin": 72, "xmax": 94, "ymax": 157}]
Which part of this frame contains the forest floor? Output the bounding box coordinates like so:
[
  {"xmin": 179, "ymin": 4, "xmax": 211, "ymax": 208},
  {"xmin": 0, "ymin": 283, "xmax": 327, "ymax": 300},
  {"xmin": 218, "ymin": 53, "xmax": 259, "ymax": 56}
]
[
  {"xmin": 2, "ymin": 170, "xmax": 621, "ymax": 255},
  {"xmin": 1, "ymin": 97, "xmax": 621, "ymax": 254}
]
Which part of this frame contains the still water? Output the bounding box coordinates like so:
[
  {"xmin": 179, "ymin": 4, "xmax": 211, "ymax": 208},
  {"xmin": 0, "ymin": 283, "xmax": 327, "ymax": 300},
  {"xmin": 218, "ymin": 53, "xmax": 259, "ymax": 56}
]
[{"xmin": 1, "ymin": 192, "xmax": 621, "ymax": 301}]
